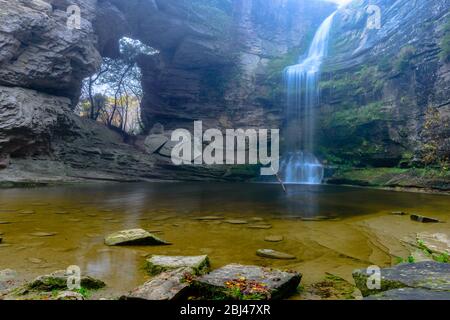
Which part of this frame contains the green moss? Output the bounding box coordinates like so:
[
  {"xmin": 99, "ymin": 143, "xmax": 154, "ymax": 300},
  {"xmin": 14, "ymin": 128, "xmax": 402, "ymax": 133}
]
[
  {"xmin": 185, "ymin": 0, "xmax": 233, "ymax": 32},
  {"xmin": 394, "ymin": 45, "xmax": 416, "ymax": 73},
  {"xmin": 439, "ymin": 20, "xmax": 450, "ymax": 63},
  {"xmin": 353, "ymin": 271, "xmax": 407, "ymax": 297},
  {"xmin": 323, "ymin": 102, "xmax": 386, "ymax": 128}
]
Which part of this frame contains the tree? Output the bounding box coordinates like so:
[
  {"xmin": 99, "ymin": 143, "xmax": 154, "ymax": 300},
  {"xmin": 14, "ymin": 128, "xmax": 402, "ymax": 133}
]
[{"xmin": 77, "ymin": 37, "xmax": 157, "ymax": 135}]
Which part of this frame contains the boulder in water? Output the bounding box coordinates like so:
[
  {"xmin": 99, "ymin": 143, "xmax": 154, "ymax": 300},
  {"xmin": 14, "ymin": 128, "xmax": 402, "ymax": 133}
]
[
  {"xmin": 194, "ymin": 264, "xmax": 301, "ymax": 300},
  {"xmin": 256, "ymin": 249, "xmax": 296, "ymax": 260},
  {"xmin": 29, "ymin": 270, "xmax": 106, "ymax": 291},
  {"xmin": 145, "ymin": 255, "xmax": 210, "ymax": 276},
  {"xmin": 104, "ymin": 229, "xmax": 170, "ymax": 246},
  {"xmin": 410, "ymin": 214, "xmax": 441, "ymax": 223}
]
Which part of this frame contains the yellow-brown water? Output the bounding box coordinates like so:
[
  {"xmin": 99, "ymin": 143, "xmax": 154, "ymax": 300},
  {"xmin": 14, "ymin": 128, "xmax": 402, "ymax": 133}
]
[{"xmin": 0, "ymin": 182, "xmax": 449, "ymax": 299}]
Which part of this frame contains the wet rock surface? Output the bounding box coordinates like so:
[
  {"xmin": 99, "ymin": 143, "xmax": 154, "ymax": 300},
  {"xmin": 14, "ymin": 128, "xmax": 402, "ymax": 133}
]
[
  {"xmin": 416, "ymin": 232, "xmax": 450, "ymax": 256},
  {"xmin": 410, "ymin": 215, "xmax": 441, "ymax": 223},
  {"xmin": 365, "ymin": 288, "xmax": 450, "ymax": 300},
  {"xmin": 353, "ymin": 261, "xmax": 450, "ymax": 297},
  {"xmin": 123, "ymin": 268, "xmax": 190, "ymax": 301},
  {"xmin": 256, "ymin": 249, "xmax": 296, "ymax": 260},
  {"xmin": 194, "ymin": 264, "xmax": 301, "ymax": 300},
  {"xmin": 105, "ymin": 229, "xmax": 170, "ymax": 246},
  {"xmin": 145, "ymin": 255, "xmax": 210, "ymax": 276}
]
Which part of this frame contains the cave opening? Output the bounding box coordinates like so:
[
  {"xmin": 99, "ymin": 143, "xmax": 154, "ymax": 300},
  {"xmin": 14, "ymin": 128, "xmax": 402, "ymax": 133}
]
[{"xmin": 75, "ymin": 37, "xmax": 158, "ymax": 137}]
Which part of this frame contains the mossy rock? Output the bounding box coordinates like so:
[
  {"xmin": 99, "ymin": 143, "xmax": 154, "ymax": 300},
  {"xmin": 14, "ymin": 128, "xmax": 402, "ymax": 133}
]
[
  {"xmin": 353, "ymin": 262, "xmax": 450, "ymax": 297},
  {"xmin": 28, "ymin": 270, "xmax": 106, "ymax": 291}
]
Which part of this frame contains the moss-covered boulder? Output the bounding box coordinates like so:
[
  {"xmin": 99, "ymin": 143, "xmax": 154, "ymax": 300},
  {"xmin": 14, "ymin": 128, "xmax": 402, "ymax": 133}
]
[
  {"xmin": 104, "ymin": 229, "xmax": 170, "ymax": 246},
  {"xmin": 353, "ymin": 261, "xmax": 450, "ymax": 297},
  {"xmin": 28, "ymin": 270, "xmax": 106, "ymax": 291}
]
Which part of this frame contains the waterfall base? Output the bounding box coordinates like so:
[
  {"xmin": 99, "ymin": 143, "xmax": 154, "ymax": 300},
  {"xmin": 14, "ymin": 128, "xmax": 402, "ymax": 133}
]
[{"xmin": 281, "ymin": 152, "xmax": 324, "ymax": 185}]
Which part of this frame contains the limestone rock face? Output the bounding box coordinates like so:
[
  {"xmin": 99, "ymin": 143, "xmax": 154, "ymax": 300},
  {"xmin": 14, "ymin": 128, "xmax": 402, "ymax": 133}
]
[
  {"xmin": 318, "ymin": 0, "xmax": 450, "ymax": 168},
  {"xmin": 0, "ymin": 86, "xmax": 72, "ymax": 157},
  {"xmin": 0, "ymin": 0, "xmax": 101, "ymax": 102}
]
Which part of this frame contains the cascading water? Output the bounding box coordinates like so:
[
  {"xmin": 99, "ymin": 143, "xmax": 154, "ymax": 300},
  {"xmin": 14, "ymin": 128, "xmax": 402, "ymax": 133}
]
[{"xmin": 281, "ymin": 12, "xmax": 336, "ymax": 185}]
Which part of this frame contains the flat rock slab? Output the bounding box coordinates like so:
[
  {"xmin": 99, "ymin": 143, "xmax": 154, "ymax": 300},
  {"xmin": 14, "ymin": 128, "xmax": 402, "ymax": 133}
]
[
  {"xmin": 410, "ymin": 214, "xmax": 441, "ymax": 223},
  {"xmin": 225, "ymin": 220, "xmax": 248, "ymax": 225},
  {"xmin": 257, "ymin": 249, "xmax": 296, "ymax": 260},
  {"xmin": 29, "ymin": 232, "xmax": 57, "ymax": 237},
  {"xmin": 29, "ymin": 270, "xmax": 106, "ymax": 291},
  {"xmin": 146, "ymin": 255, "xmax": 210, "ymax": 276},
  {"xmin": 353, "ymin": 261, "xmax": 450, "ymax": 297},
  {"xmin": 193, "ymin": 216, "xmax": 224, "ymax": 221},
  {"xmin": 247, "ymin": 224, "xmax": 272, "ymax": 230},
  {"xmin": 104, "ymin": 229, "xmax": 170, "ymax": 246},
  {"xmin": 264, "ymin": 236, "xmax": 284, "ymax": 243},
  {"xmin": 144, "ymin": 134, "xmax": 169, "ymax": 154},
  {"xmin": 194, "ymin": 264, "xmax": 301, "ymax": 300},
  {"xmin": 123, "ymin": 268, "xmax": 190, "ymax": 301},
  {"xmin": 417, "ymin": 232, "xmax": 450, "ymax": 255},
  {"xmin": 365, "ymin": 288, "xmax": 450, "ymax": 300}
]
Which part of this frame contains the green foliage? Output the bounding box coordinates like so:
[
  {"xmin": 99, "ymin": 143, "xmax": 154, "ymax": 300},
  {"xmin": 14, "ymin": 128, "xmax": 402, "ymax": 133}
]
[
  {"xmin": 75, "ymin": 287, "xmax": 92, "ymax": 299},
  {"xmin": 435, "ymin": 253, "xmax": 449, "ymax": 263},
  {"xmin": 439, "ymin": 20, "xmax": 450, "ymax": 63},
  {"xmin": 394, "ymin": 46, "xmax": 416, "ymax": 73},
  {"xmin": 185, "ymin": 0, "xmax": 233, "ymax": 31},
  {"xmin": 323, "ymin": 101, "xmax": 385, "ymax": 128}
]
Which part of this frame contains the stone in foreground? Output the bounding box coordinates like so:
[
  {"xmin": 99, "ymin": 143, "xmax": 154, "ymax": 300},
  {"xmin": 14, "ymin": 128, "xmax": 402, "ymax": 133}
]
[
  {"xmin": 256, "ymin": 249, "xmax": 296, "ymax": 260},
  {"xmin": 104, "ymin": 229, "xmax": 170, "ymax": 246},
  {"xmin": 365, "ymin": 288, "xmax": 450, "ymax": 300},
  {"xmin": 0, "ymin": 269, "xmax": 18, "ymax": 292},
  {"xmin": 353, "ymin": 261, "xmax": 450, "ymax": 297},
  {"xmin": 56, "ymin": 291, "xmax": 85, "ymax": 300},
  {"xmin": 29, "ymin": 270, "xmax": 106, "ymax": 291},
  {"xmin": 145, "ymin": 255, "xmax": 210, "ymax": 276},
  {"xmin": 194, "ymin": 264, "xmax": 301, "ymax": 300},
  {"xmin": 122, "ymin": 268, "xmax": 190, "ymax": 301},
  {"xmin": 417, "ymin": 232, "xmax": 450, "ymax": 256}
]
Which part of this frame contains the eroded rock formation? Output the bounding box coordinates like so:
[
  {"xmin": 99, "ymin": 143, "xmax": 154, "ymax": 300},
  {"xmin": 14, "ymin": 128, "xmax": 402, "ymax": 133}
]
[{"xmin": 0, "ymin": 0, "xmax": 449, "ymax": 189}]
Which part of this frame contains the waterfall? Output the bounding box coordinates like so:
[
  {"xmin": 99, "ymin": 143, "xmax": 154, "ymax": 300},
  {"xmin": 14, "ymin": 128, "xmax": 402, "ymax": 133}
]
[{"xmin": 281, "ymin": 12, "xmax": 336, "ymax": 185}]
